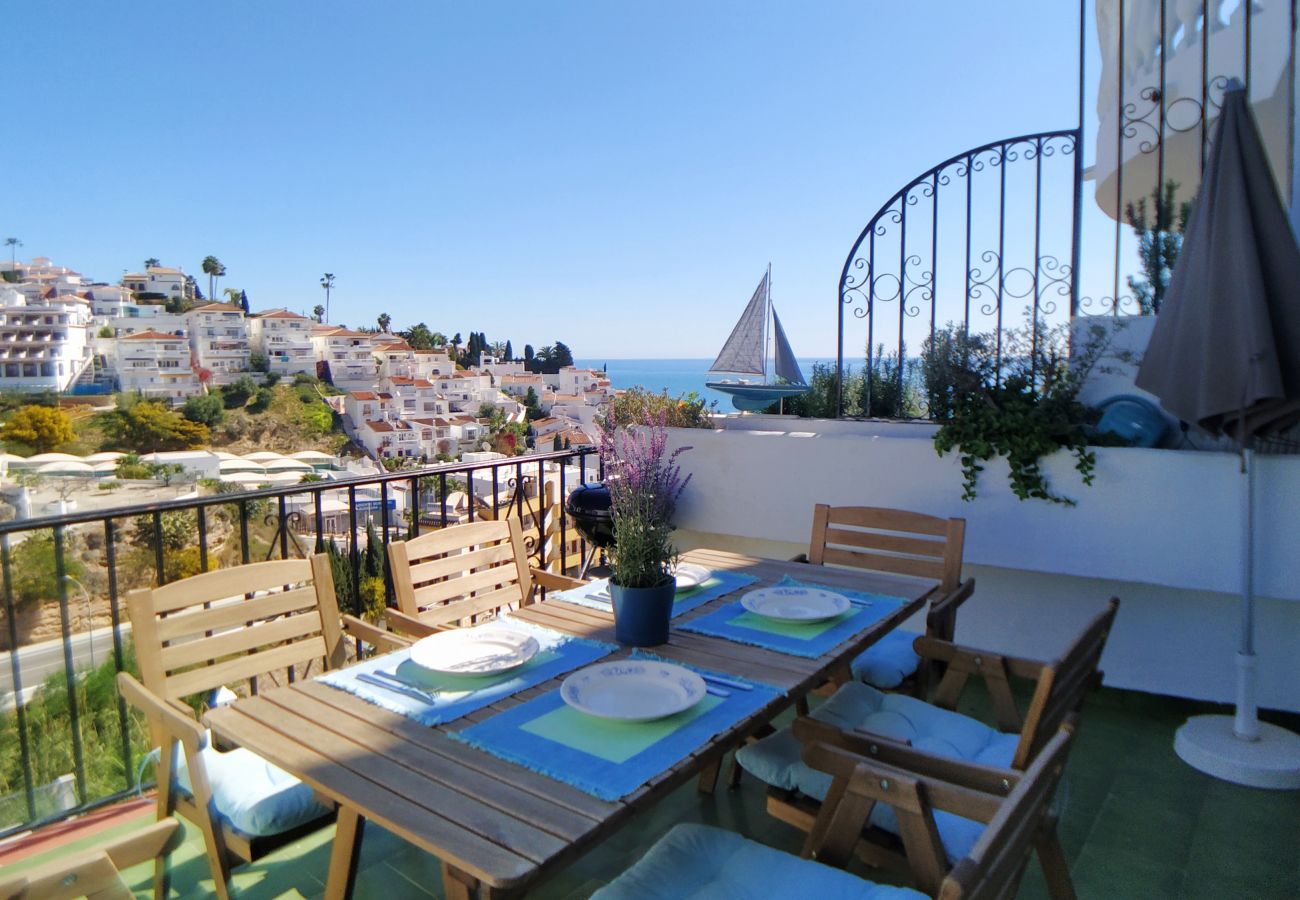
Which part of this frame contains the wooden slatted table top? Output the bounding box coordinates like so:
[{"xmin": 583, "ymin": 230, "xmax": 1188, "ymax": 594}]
[{"xmin": 205, "ymin": 549, "xmax": 935, "ymax": 897}]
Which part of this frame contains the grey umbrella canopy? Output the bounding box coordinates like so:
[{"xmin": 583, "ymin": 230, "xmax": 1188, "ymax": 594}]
[
  {"xmin": 1134, "ymin": 82, "xmax": 1300, "ymax": 789},
  {"xmin": 1135, "ymin": 84, "xmax": 1300, "ymax": 441}
]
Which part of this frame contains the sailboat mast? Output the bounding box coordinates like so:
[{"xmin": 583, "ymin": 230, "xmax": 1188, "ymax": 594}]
[{"xmin": 763, "ymin": 262, "xmax": 772, "ymax": 385}]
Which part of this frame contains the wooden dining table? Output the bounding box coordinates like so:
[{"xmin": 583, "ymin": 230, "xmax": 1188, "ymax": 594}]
[{"xmin": 203, "ymin": 547, "xmax": 936, "ymax": 900}]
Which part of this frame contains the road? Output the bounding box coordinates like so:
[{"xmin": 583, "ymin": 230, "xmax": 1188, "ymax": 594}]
[{"xmin": 0, "ymin": 626, "xmax": 127, "ymax": 710}]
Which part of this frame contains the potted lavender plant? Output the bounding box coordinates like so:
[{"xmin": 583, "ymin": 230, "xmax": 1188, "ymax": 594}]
[{"xmin": 598, "ymin": 413, "xmax": 691, "ymax": 646}]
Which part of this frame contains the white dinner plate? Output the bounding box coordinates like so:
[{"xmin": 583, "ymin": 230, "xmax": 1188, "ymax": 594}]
[
  {"xmin": 408, "ymin": 627, "xmax": 540, "ymax": 676},
  {"xmin": 673, "ymin": 563, "xmax": 712, "ymax": 591},
  {"xmin": 560, "ymin": 661, "xmax": 706, "ymax": 722},
  {"xmin": 740, "ymin": 586, "xmax": 851, "ymax": 623}
]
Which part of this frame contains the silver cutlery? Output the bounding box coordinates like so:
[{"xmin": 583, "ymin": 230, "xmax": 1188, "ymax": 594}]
[
  {"xmin": 372, "ymin": 669, "xmax": 441, "ymax": 693},
  {"xmin": 699, "ymin": 673, "xmax": 753, "ymax": 692},
  {"xmin": 357, "ymin": 672, "xmax": 436, "ymax": 704}
]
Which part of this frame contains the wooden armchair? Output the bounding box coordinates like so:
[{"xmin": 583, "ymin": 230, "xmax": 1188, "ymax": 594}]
[
  {"xmin": 385, "ymin": 518, "xmax": 585, "ymax": 639},
  {"xmin": 593, "ymin": 728, "xmax": 1076, "ymax": 900},
  {"xmin": 802, "ymin": 504, "xmax": 971, "ymax": 693},
  {"xmin": 0, "ymin": 819, "xmax": 183, "ymax": 900},
  {"xmin": 116, "ymin": 555, "xmax": 401, "ymax": 900},
  {"xmin": 739, "ymin": 598, "xmax": 1118, "ymax": 894},
  {"xmin": 478, "ymin": 480, "xmax": 583, "ymax": 575}
]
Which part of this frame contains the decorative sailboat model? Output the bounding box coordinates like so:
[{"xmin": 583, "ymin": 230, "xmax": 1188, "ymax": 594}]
[{"xmin": 706, "ymin": 266, "xmax": 809, "ymax": 412}]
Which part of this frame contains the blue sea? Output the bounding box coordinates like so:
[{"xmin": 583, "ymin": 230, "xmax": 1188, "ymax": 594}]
[{"xmin": 575, "ymin": 358, "xmax": 837, "ymax": 411}]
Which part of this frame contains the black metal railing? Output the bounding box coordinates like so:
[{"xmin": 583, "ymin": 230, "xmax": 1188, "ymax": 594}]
[
  {"xmin": 836, "ymin": 129, "xmax": 1082, "ymax": 418},
  {"xmin": 834, "ymin": 0, "xmax": 1283, "ymax": 417},
  {"xmin": 0, "ymin": 447, "xmax": 599, "ymax": 838}
]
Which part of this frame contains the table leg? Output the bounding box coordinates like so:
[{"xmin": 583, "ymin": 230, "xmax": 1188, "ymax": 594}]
[
  {"xmin": 325, "ymin": 806, "xmax": 366, "ymax": 900},
  {"xmin": 441, "ymin": 862, "xmax": 482, "ymax": 900}
]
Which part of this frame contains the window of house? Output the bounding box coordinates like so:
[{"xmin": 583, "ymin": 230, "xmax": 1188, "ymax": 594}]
[{"xmin": 22, "ymin": 364, "xmax": 36, "ymax": 376}]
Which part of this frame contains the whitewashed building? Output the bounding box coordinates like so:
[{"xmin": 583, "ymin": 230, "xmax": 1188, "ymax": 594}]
[
  {"xmin": 114, "ymin": 330, "xmax": 201, "ymax": 403},
  {"xmin": 0, "ymin": 287, "xmax": 92, "ymax": 391},
  {"xmin": 121, "ymin": 266, "xmax": 191, "ymax": 301},
  {"xmin": 186, "ymin": 302, "xmax": 250, "ymax": 385},
  {"xmin": 310, "ymin": 325, "xmax": 379, "ymax": 387},
  {"xmin": 248, "ymin": 308, "xmax": 315, "ymax": 376}
]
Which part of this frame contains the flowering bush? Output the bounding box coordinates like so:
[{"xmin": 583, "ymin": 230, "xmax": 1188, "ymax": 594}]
[{"xmin": 599, "ymin": 412, "xmax": 691, "ymax": 588}]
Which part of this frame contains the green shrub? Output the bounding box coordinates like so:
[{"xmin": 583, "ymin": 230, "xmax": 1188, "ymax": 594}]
[{"xmin": 603, "ymin": 387, "xmax": 715, "ymax": 429}]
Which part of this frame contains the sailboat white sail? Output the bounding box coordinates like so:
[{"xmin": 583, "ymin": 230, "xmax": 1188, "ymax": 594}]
[{"xmin": 706, "ymin": 266, "xmax": 809, "ymax": 411}]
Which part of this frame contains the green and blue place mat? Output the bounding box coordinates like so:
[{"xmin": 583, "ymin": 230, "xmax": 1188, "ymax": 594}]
[
  {"xmin": 676, "ymin": 574, "xmax": 907, "ymax": 658},
  {"xmin": 552, "ymin": 569, "xmax": 759, "ymax": 618},
  {"xmin": 450, "ymin": 657, "xmax": 778, "ymax": 801},
  {"xmin": 317, "ymin": 617, "xmax": 615, "ymax": 726}
]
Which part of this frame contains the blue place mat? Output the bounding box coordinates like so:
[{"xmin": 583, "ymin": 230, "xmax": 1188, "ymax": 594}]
[
  {"xmin": 450, "ymin": 656, "xmax": 779, "ymax": 800},
  {"xmin": 677, "ymin": 574, "xmax": 907, "ymax": 659},
  {"xmin": 317, "ymin": 617, "xmax": 616, "ymax": 726},
  {"xmin": 552, "ymin": 570, "xmax": 759, "ymax": 619}
]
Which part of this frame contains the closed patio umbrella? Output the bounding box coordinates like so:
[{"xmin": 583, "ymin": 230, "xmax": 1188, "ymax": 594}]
[{"xmin": 1135, "ymin": 81, "xmax": 1300, "ymax": 789}]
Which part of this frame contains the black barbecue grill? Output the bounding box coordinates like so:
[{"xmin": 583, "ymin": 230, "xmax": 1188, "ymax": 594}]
[{"xmin": 565, "ymin": 482, "xmax": 613, "ymax": 576}]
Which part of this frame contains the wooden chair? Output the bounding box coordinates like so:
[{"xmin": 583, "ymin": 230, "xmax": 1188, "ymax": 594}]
[
  {"xmin": 741, "ymin": 598, "xmax": 1118, "ymax": 895},
  {"xmin": 593, "ymin": 728, "xmax": 1077, "ymax": 900},
  {"xmin": 803, "ymin": 504, "xmax": 972, "ymax": 692},
  {"xmin": 117, "ymin": 556, "xmax": 404, "ymax": 900},
  {"xmin": 477, "ymin": 480, "xmax": 583, "ymax": 575},
  {"xmin": 806, "ymin": 503, "xmax": 966, "ymax": 593},
  {"xmin": 0, "ymin": 819, "xmax": 183, "ymax": 900},
  {"xmin": 385, "ymin": 517, "xmax": 585, "ymax": 638}
]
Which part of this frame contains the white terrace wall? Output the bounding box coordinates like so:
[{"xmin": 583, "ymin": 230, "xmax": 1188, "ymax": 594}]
[{"xmin": 665, "ymin": 418, "xmax": 1300, "ymax": 713}]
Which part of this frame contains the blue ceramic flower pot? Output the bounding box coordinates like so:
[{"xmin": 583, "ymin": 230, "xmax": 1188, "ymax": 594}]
[{"xmin": 610, "ymin": 579, "xmax": 676, "ymax": 647}]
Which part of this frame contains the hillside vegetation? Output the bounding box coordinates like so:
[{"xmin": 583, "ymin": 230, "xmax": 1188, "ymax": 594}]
[{"xmin": 0, "ymin": 375, "xmax": 352, "ymax": 458}]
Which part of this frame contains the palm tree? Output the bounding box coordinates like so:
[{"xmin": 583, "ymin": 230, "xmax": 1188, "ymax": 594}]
[
  {"xmin": 377, "ymin": 312, "xmax": 391, "ymax": 333},
  {"xmin": 214, "ymin": 261, "xmax": 227, "ymax": 298},
  {"xmin": 201, "ymin": 256, "xmax": 222, "ymax": 301},
  {"xmin": 320, "ymin": 273, "xmax": 335, "ymax": 322},
  {"xmin": 431, "ymin": 331, "xmax": 447, "ymax": 348},
  {"xmin": 144, "ymin": 257, "xmax": 160, "ymax": 269},
  {"xmin": 313, "ymin": 304, "xmax": 325, "ymax": 323},
  {"xmin": 5, "ymin": 237, "xmax": 21, "ymax": 271},
  {"xmin": 223, "ymin": 287, "xmax": 242, "ymax": 305}
]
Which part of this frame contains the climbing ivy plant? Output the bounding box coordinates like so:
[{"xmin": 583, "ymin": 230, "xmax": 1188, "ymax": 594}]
[{"xmin": 925, "ymin": 320, "xmax": 1111, "ymax": 506}]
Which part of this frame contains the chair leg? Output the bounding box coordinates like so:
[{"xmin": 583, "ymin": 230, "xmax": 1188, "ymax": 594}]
[
  {"xmin": 152, "ymin": 853, "xmax": 172, "ymax": 900},
  {"xmin": 697, "ymin": 758, "xmax": 722, "ymax": 795},
  {"xmin": 1035, "ymin": 821, "xmax": 1077, "ymax": 900}
]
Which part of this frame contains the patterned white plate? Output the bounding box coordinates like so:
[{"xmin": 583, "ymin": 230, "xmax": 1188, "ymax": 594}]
[
  {"xmin": 740, "ymin": 586, "xmax": 851, "ymax": 623},
  {"xmin": 408, "ymin": 627, "xmax": 539, "ymax": 675},
  {"xmin": 673, "ymin": 563, "xmax": 712, "ymax": 591},
  {"xmin": 560, "ymin": 661, "xmax": 706, "ymax": 721}
]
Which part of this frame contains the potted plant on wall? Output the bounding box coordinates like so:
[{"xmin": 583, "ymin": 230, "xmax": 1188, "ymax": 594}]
[{"xmin": 598, "ymin": 412, "xmax": 691, "ymax": 646}]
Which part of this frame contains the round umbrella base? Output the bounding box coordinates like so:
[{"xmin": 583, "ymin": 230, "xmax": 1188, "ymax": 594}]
[{"xmin": 1174, "ymin": 715, "xmax": 1300, "ymax": 790}]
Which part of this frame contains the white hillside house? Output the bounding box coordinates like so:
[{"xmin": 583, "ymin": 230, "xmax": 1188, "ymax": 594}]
[
  {"xmin": 248, "ymin": 309, "xmax": 315, "ymax": 376},
  {"xmin": 114, "ymin": 330, "xmax": 201, "ymax": 403},
  {"xmin": 186, "ymin": 303, "xmax": 250, "ymax": 386},
  {"xmin": 0, "ymin": 287, "xmax": 92, "ymax": 392}
]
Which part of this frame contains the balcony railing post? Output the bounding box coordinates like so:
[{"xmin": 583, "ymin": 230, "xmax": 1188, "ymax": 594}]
[
  {"xmin": 103, "ymin": 519, "xmax": 134, "ymax": 790},
  {"xmin": 1, "ymin": 534, "xmax": 37, "ymax": 821},
  {"xmin": 53, "ymin": 526, "xmax": 87, "ymax": 804}
]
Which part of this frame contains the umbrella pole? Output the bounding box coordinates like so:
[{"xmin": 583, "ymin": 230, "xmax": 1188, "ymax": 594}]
[{"xmin": 1234, "ymin": 445, "xmax": 1260, "ymax": 741}]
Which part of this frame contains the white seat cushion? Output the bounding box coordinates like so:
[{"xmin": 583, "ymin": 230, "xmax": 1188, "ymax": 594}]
[
  {"xmin": 850, "ymin": 629, "xmax": 921, "ymax": 689},
  {"xmin": 590, "ymin": 823, "xmax": 927, "ymax": 899},
  {"xmin": 735, "ymin": 682, "xmax": 1019, "ymax": 861},
  {"xmin": 174, "ymin": 740, "xmax": 331, "ymax": 838}
]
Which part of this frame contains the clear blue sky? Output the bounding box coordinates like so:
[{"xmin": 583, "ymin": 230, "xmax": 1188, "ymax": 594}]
[{"xmin": 8, "ymin": 1, "xmax": 1084, "ymax": 358}]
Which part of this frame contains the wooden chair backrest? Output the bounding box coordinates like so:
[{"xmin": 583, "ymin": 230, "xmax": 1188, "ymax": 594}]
[
  {"xmin": 939, "ymin": 728, "xmax": 1073, "ymax": 900},
  {"xmin": 802, "ymin": 727, "xmax": 1073, "ymax": 899},
  {"xmin": 808, "ymin": 504, "xmax": 966, "ymax": 593},
  {"xmin": 479, "ymin": 480, "xmax": 582, "ymax": 573},
  {"xmin": 387, "ymin": 518, "xmax": 533, "ymax": 629},
  {"xmin": 127, "ymin": 557, "xmax": 344, "ymax": 720},
  {"xmin": 0, "ymin": 818, "xmax": 183, "ymax": 900},
  {"xmin": 1011, "ymin": 598, "xmax": 1118, "ymax": 770}
]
